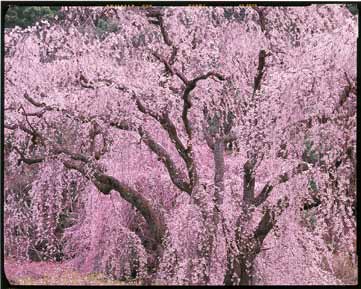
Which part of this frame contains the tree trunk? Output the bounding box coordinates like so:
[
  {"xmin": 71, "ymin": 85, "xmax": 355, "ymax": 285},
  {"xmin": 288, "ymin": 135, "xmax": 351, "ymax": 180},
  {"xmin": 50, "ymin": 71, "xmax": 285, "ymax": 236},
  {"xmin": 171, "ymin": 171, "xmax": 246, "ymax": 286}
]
[
  {"xmin": 197, "ymin": 138, "xmax": 226, "ymax": 285},
  {"xmin": 92, "ymin": 172, "xmax": 167, "ymax": 284},
  {"xmin": 224, "ymin": 252, "xmax": 254, "ymax": 285},
  {"xmin": 206, "ymin": 138, "xmax": 226, "ymax": 283}
]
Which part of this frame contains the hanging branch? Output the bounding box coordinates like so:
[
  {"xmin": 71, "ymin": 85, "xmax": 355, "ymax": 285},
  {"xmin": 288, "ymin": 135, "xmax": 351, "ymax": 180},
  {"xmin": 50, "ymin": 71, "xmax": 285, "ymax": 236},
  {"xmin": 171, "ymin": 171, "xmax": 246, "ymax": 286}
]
[{"xmin": 12, "ymin": 139, "xmax": 167, "ymax": 249}]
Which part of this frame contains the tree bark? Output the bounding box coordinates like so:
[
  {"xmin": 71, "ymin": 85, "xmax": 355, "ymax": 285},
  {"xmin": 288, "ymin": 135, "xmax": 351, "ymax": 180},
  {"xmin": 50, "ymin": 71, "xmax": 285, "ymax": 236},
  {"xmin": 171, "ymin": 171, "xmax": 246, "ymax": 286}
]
[
  {"xmin": 201, "ymin": 138, "xmax": 226, "ymax": 284},
  {"xmin": 224, "ymin": 158, "xmax": 257, "ymax": 285},
  {"xmin": 224, "ymin": 251, "xmax": 254, "ymax": 285},
  {"xmin": 58, "ymin": 159, "xmax": 168, "ymax": 283}
]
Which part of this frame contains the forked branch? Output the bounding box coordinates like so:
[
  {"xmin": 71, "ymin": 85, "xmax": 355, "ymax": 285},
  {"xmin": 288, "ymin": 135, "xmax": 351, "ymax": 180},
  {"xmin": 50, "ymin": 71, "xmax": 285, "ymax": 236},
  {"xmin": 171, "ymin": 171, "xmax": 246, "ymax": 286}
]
[{"xmin": 110, "ymin": 120, "xmax": 192, "ymax": 194}]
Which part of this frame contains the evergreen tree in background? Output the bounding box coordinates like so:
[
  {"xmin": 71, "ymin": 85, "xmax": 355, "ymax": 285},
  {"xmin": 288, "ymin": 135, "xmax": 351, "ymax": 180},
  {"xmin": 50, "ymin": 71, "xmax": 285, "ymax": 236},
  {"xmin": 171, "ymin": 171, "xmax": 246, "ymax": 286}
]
[
  {"xmin": 346, "ymin": 4, "xmax": 358, "ymax": 15},
  {"xmin": 4, "ymin": 6, "xmax": 61, "ymax": 28}
]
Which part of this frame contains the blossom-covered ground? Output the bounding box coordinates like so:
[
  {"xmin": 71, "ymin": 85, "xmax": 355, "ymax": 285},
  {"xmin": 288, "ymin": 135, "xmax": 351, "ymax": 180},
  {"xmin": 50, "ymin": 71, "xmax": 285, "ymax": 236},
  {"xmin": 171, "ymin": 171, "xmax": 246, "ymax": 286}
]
[
  {"xmin": 5, "ymin": 253, "xmax": 357, "ymax": 286},
  {"xmin": 4, "ymin": 259, "xmax": 141, "ymax": 285}
]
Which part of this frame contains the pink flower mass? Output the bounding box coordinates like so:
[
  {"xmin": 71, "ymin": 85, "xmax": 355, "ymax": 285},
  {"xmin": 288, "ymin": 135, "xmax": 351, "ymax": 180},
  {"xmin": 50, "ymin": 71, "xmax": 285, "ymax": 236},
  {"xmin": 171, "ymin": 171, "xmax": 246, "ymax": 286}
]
[{"xmin": 3, "ymin": 5, "xmax": 357, "ymax": 285}]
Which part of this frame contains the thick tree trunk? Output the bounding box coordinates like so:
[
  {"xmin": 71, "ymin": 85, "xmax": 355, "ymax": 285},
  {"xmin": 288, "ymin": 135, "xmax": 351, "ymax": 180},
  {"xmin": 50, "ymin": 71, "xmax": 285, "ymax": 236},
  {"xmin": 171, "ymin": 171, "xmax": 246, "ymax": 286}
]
[
  {"xmin": 205, "ymin": 138, "xmax": 226, "ymax": 284},
  {"xmin": 214, "ymin": 138, "xmax": 225, "ymax": 194},
  {"xmin": 91, "ymin": 172, "xmax": 167, "ymax": 284},
  {"xmin": 224, "ymin": 158, "xmax": 258, "ymax": 285},
  {"xmin": 143, "ymin": 245, "xmax": 164, "ymax": 285},
  {"xmin": 238, "ymin": 260, "xmax": 253, "ymax": 285},
  {"xmin": 224, "ymin": 252, "xmax": 254, "ymax": 285}
]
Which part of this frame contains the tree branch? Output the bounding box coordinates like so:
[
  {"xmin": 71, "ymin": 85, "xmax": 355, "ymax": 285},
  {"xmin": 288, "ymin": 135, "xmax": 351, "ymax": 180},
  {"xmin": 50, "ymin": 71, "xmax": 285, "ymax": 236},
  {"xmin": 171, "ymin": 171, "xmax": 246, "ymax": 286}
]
[
  {"xmin": 145, "ymin": 8, "xmax": 172, "ymax": 47},
  {"xmin": 138, "ymin": 127, "xmax": 192, "ymax": 194},
  {"xmin": 182, "ymin": 73, "xmax": 225, "ymax": 139},
  {"xmin": 202, "ymin": 121, "xmax": 215, "ymax": 150},
  {"xmin": 22, "ymin": 91, "xmax": 107, "ymax": 126},
  {"xmin": 135, "ymin": 98, "xmax": 159, "ymax": 120},
  {"xmin": 53, "ymin": 146, "xmax": 90, "ymax": 163},
  {"xmin": 23, "ymin": 92, "xmax": 46, "ymax": 107},
  {"xmin": 13, "ymin": 142, "xmax": 166, "ymax": 247},
  {"xmin": 13, "ymin": 146, "xmax": 45, "ymax": 165},
  {"xmin": 254, "ymin": 208, "xmax": 274, "ymax": 245},
  {"xmin": 136, "ymin": 98, "xmax": 198, "ymax": 187},
  {"xmin": 253, "ymin": 182, "xmax": 273, "ymax": 207},
  {"xmin": 5, "ymin": 123, "xmax": 35, "ymax": 136},
  {"xmin": 152, "ymin": 48, "xmax": 225, "ymax": 142},
  {"xmin": 21, "ymin": 109, "xmax": 48, "ymax": 117},
  {"xmin": 253, "ymin": 7, "xmax": 267, "ymax": 32},
  {"xmin": 257, "ymin": 141, "xmax": 355, "ymax": 207},
  {"xmin": 282, "ymin": 75, "xmax": 355, "ymax": 137},
  {"xmin": 213, "ymin": 138, "xmax": 225, "ymax": 199},
  {"xmin": 252, "ymin": 49, "xmax": 267, "ymax": 96},
  {"xmin": 63, "ymin": 160, "xmax": 166, "ymax": 247},
  {"xmin": 152, "ymin": 51, "xmax": 188, "ymax": 84},
  {"xmin": 333, "ymin": 72, "xmax": 356, "ymax": 113},
  {"xmin": 110, "ymin": 119, "xmax": 192, "ymax": 194},
  {"xmin": 243, "ymin": 159, "xmax": 257, "ymax": 204},
  {"xmin": 146, "ymin": 14, "xmax": 225, "ymax": 190},
  {"xmin": 6, "ymin": 118, "xmax": 45, "ymax": 148},
  {"xmin": 109, "ymin": 119, "xmax": 135, "ymax": 131},
  {"xmin": 254, "ymin": 196, "xmax": 289, "ymax": 248},
  {"xmin": 145, "ymin": 7, "xmax": 177, "ymax": 65},
  {"xmin": 252, "ymin": 162, "xmax": 309, "ymax": 207}
]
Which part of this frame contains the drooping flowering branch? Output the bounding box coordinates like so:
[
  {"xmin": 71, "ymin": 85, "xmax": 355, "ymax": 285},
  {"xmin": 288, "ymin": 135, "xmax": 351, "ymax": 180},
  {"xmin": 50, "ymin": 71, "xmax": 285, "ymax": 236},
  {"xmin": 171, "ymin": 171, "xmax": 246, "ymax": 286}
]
[{"xmin": 4, "ymin": 5, "xmax": 356, "ymax": 285}]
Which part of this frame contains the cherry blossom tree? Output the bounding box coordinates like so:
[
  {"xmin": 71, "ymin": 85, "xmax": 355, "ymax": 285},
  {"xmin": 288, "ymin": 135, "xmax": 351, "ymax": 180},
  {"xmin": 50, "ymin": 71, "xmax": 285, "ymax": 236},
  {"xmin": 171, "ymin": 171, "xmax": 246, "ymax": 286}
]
[{"xmin": 4, "ymin": 5, "xmax": 357, "ymax": 285}]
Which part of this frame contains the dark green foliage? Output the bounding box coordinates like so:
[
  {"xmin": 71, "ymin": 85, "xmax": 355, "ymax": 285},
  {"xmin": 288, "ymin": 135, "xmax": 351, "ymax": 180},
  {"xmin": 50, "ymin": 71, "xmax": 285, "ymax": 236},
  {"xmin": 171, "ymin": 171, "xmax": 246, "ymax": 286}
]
[
  {"xmin": 223, "ymin": 8, "xmax": 234, "ymax": 20},
  {"xmin": 95, "ymin": 18, "xmax": 119, "ymax": 39},
  {"xmin": 4, "ymin": 6, "xmax": 61, "ymax": 28},
  {"xmin": 223, "ymin": 7, "xmax": 246, "ymax": 23},
  {"xmin": 302, "ymin": 139, "xmax": 319, "ymax": 165},
  {"xmin": 346, "ymin": 4, "xmax": 358, "ymax": 15},
  {"xmin": 308, "ymin": 178, "xmax": 318, "ymax": 192},
  {"xmin": 303, "ymin": 197, "xmax": 321, "ymax": 211}
]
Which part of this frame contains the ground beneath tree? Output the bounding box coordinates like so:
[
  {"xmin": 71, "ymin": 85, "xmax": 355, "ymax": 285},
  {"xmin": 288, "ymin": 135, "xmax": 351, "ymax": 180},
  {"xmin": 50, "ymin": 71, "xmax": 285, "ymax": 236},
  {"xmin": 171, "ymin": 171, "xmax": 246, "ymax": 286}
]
[{"xmin": 4, "ymin": 259, "xmax": 141, "ymax": 285}]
